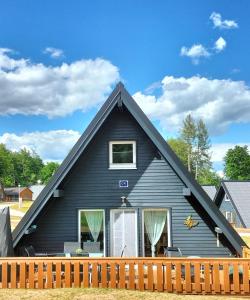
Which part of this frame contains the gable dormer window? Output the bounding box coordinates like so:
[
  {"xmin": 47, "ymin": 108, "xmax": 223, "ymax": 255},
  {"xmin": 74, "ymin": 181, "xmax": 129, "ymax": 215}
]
[
  {"xmin": 225, "ymin": 194, "xmax": 230, "ymax": 202},
  {"xmin": 109, "ymin": 141, "xmax": 136, "ymax": 169}
]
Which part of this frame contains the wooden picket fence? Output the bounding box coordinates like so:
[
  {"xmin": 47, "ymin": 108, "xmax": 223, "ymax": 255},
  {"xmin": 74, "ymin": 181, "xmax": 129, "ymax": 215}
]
[{"xmin": 0, "ymin": 257, "xmax": 250, "ymax": 294}]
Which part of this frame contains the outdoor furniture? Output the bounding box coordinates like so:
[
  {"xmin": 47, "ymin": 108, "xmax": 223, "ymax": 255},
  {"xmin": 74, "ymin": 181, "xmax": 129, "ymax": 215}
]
[
  {"xmin": 83, "ymin": 241, "xmax": 100, "ymax": 253},
  {"xmin": 164, "ymin": 246, "xmax": 182, "ymax": 257},
  {"xmin": 64, "ymin": 242, "xmax": 80, "ymax": 254}
]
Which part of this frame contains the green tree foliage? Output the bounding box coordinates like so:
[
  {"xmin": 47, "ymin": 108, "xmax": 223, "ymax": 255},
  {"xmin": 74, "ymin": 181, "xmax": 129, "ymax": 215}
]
[
  {"xmin": 180, "ymin": 114, "xmax": 196, "ymax": 172},
  {"xmin": 224, "ymin": 146, "xmax": 250, "ymax": 180},
  {"xmin": 168, "ymin": 115, "xmax": 216, "ymax": 185},
  {"xmin": 40, "ymin": 162, "xmax": 60, "ymax": 184},
  {"xmin": 168, "ymin": 138, "xmax": 189, "ymax": 166},
  {"xmin": 0, "ymin": 144, "xmax": 14, "ymax": 196},
  {"xmin": 0, "ymin": 144, "xmax": 60, "ymax": 191}
]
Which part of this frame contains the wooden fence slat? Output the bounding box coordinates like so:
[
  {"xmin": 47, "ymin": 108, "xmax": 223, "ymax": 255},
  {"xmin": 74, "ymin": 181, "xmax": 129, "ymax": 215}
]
[
  {"xmin": 118, "ymin": 262, "xmax": 125, "ymax": 289},
  {"xmin": 110, "ymin": 262, "xmax": 116, "ymax": 289},
  {"xmin": 185, "ymin": 262, "xmax": 192, "ymax": 293},
  {"xmin": 2, "ymin": 262, "xmax": 8, "ymax": 288},
  {"xmin": 165, "ymin": 262, "xmax": 172, "ymax": 292},
  {"xmin": 73, "ymin": 261, "xmax": 80, "ymax": 288},
  {"xmin": 20, "ymin": 262, "xmax": 26, "ymax": 289},
  {"xmin": 101, "ymin": 262, "xmax": 108, "ymax": 288},
  {"xmin": 233, "ymin": 262, "xmax": 240, "ymax": 294},
  {"xmin": 175, "ymin": 263, "xmax": 182, "ymax": 293},
  {"xmin": 243, "ymin": 262, "xmax": 249, "ymax": 294},
  {"xmin": 11, "ymin": 262, "xmax": 17, "ymax": 289},
  {"xmin": 147, "ymin": 263, "xmax": 154, "ymax": 291},
  {"xmin": 157, "ymin": 262, "xmax": 163, "ymax": 292},
  {"xmin": 129, "ymin": 262, "xmax": 135, "ymax": 290},
  {"xmin": 223, "ymin": 263, "xmax": 230, "ymax": 294},
  {"xmin": 194, "ymin": 262, "xmax": 201, "ymax": 293},
  {"xmin": 46, "ymin": 262, "xmax": 53, "ymax": 289},
  {"xmin": 138, "ymin": 261, "xmax": 144, "ymax": 291},
  {"xmin": 38, "ymin": 262, "xmax": 44, "ymax": 289},
  {"xmin": 92, "ymin": 262, "xmax": 99, "ymax": 288},
  {"xmin": 65, "ymin": 262, "xmax": 71, "ymax": 288},
  {"xmin": 56, "ymin": 262, "xmax": 61, "ymax": 288},
  {"xmin": 83, "ymin": 262, "xmax": 89, "ymax": 288},
  {"xmin": 28, "ymin": 262, "xmax": 35, "ymax": 289},
  {"xmin": 213, "ymin": 262, "xmax": 220, "ymax": 293},
  {"xmin": 204, "ymin": 262, "xmax": 211, "ymax": 293}
]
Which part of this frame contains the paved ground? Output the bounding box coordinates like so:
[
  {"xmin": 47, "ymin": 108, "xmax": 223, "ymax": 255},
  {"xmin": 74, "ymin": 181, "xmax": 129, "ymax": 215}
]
[{"xmin": 0, "ymin": 203, "xmax": 24, "ymax": 217}]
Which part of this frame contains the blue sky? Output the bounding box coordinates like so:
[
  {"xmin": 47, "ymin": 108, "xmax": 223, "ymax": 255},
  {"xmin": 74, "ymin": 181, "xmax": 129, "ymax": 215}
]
[{"xmin": 0, "ymin": 0, "xmax": 249, "ymax": 174}]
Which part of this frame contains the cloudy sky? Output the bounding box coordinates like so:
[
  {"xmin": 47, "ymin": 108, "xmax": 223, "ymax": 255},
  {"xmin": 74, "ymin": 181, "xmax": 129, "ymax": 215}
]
[{"xmin": 0, "ymin": 0, "xmax": 249, "ymax": 174}]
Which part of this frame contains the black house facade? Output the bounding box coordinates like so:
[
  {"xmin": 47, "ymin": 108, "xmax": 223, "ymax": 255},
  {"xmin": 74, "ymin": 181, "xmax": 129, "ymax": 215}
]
[{"xmin": 13, "ymin": 83, "xmax": 245, "ymax": 257}]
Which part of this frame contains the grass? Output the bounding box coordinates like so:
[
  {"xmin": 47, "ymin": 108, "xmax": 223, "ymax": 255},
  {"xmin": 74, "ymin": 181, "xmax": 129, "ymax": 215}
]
[
  {"xmin": 0, "ymin": 289, "xmax": 248, "ymax": 300},
  {"xmin": 11, "ymin": 201, "xmax": 33, "ymax": 213},
  {"xmin": 241, "ymin": 236, "xmax": 250, "ymax": 247}
]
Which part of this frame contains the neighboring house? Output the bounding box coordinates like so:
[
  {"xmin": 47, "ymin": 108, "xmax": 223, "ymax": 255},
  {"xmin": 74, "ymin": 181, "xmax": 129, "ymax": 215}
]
[
  {"xmin": 29, "ymin": 185, "xmax": 45, "ymax": 201},
  {"xmin": 3, "ymin": 187, "xmax": 33, "ymax": 202},
  {"xmin": 12, "ymin": 83, "xmax": 245, "ymax": 257},
  {"xmin": 214, "ymin": 181, "xmax": 250, "ymax": 228},
  {"xmin": 202, "ymin": 185, "xmax": 217, "ymax": 201}
]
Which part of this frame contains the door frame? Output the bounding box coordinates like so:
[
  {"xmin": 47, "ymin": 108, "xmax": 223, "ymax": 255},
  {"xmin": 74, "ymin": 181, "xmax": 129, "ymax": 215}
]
[{"xmin": 110, "ymin": 208, "xmax": 138, "ymax": 257}]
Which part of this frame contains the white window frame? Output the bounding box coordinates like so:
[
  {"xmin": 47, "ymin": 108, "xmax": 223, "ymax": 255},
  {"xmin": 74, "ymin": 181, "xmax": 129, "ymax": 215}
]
[
  {"xmin": 78, "ymin": 209, "xmax": 106, "ymax": 256},
  {"xmin": 110, "ymin": 208, "xmax": 138, "ymax": 257},
  {"xmin": 109, "ymin": 141, "xmax": 136, "ymax": 169},
  {"xmin": 142, "ymin": 208, "xmax": 171, "ymax": 257},
  {"xmin": 225, "ymin": 194, "xmax": 230, "ymax": 202}
]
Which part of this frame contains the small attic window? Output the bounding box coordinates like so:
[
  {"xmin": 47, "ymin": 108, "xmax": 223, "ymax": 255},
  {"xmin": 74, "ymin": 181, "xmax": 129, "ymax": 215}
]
[
  {"xmin": 225, "ymin": 194, "xmax": 230, "ymax": 202},
  {"xmin": 109, "ymin": 141, "xmax": 136, "ymax": 169}
]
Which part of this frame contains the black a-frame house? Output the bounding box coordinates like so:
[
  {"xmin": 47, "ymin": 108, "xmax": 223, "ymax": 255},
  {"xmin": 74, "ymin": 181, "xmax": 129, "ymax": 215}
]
[{"xmin": 13, "ymin": 83, "xmax": 245, "ymax": 257}]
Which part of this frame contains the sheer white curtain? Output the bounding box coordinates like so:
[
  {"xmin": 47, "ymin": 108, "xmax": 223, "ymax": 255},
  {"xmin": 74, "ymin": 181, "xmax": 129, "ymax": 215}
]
[
  {"xmin": 84, "ymin": 211, "xmax": 103, "ymax": 242},
  {"xmin": 144, "ymin": 210, "xmax": 167, "ymax": 257}
]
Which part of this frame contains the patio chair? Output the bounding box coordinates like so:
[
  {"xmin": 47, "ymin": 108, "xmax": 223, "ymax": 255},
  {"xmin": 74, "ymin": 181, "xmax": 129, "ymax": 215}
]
[
  {"xmin": 64, "ymin": 242, "xmax": 80, "ymax": 256},
  {"xmin": 164, "ymin": 246, "xmax": 182, "ymax": 257}
]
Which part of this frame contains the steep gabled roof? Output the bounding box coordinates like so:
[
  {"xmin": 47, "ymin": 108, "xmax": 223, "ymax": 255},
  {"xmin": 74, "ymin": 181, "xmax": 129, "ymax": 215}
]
[
  {"xmin": 202, "ymin": 185, "xmax": 217, "ymax": 200},
  {"xmin": 215, "ymin": 180, "xmax": 250, "ymax": 228},
  {"xmin": 12, "ymin": 83, "xmax": 246, "ymax": 254}
]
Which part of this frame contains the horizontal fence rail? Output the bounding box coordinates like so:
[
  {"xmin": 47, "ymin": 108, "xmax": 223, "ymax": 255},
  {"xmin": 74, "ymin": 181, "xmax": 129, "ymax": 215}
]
[{"xmin": 0, "ymin": 257, "xmax": 250, "ymax": 294}]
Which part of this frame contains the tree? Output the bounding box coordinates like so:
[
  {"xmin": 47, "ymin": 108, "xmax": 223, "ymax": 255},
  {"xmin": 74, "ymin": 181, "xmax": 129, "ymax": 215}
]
[
  {"xmin": 224, "ymin": 146, "xmax": 250, "ymax": 180},
  {"xmin": 197, "ymin": 169, "xmax": 220, "ymax": 186},
  {"xmin": 40, "ymin": 162, "xmax": 60, "ymax": 184},
  {"xmin": 12, "ymin": 149, "xmax": 44, "ymax": 186},
  {"xmin": 194, "ymin": 119, "xmax": 211, "ymax": 180},
  {"xmin": 180, "ymin": 114, "xmax": 196, "ymax": 173},
  {"xmin": 0, "ymin": 144, "xmax": 14, "ymax": 198},
  {"xmin": 167, "ymin": 115, "xmax": 215, "ymax": 185},
  {"xmin": 168, "ymin": 138, "xmax": 189, "ymax": 167}
]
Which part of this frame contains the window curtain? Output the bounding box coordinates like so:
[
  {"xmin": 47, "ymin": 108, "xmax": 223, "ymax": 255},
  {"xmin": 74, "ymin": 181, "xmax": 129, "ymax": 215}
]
[
  {"xmin": 84, "ymin": 211, "xmax": 103, "ymax": 242},
  {"xmin": 144, "ymin": 210, "xmax": 167, "ymax": 257}
]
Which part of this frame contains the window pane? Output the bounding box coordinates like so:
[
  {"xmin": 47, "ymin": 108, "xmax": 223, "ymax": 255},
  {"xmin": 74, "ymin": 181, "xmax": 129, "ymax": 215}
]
[
  {"xmin": 80, "ymin": 210, "xmax": 104, "ymax": 254},
  {"xmin": 112, "ymin": 144, "xmax": 133, "ymax": 163},
  {"xmin": 144, "ymin": 210, "xmax": 168, "ymax": 257}
]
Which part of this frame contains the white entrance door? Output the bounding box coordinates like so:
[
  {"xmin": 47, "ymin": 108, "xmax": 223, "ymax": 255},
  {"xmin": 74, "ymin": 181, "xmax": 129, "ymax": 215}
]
[{"xmin": 110, "ymin": 209, "xmax": 138, "ymax": 257}]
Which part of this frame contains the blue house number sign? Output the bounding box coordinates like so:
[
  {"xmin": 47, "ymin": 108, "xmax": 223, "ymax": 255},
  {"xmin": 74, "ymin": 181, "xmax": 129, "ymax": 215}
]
[{"xmin": 119, "ymin": 180, "xmax": 128, "ymax": 188}]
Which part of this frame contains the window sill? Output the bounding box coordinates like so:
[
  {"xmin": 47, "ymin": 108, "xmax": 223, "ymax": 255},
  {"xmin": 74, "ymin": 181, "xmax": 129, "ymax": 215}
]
[{"xmin": 109, "ymin": 164, "xmax": 137, "ymax": 170}]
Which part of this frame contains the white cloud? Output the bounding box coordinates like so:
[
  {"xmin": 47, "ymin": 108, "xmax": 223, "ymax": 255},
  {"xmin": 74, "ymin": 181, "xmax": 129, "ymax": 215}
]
[
  {"xmin": 180, "ymin": 44, "xmax": 210, "ymax": 64},
  {"xmin": 210, "ymin": 12, "xmax": 238, "ymax": 29},
  {"xmin": 211, "ymin": 143, "xmax": 250, "ymax": 163},
  {"xmin": 43, "ymin": 47, "xmax": 64, "ymax": 59},
  {"xmin": 0, "ymin": 130, "xmax": 81, "ymax": 162},
  {"xmin": 0, "ymin": 48, "xmax": 119, "ymax": 118},
  {"xmin": 133, "ymin": 76, "xmax": 250, "ymax": 134},
  {"xmin": 214, "ymin": 37, "xmax": 227, "ymax": 52}
]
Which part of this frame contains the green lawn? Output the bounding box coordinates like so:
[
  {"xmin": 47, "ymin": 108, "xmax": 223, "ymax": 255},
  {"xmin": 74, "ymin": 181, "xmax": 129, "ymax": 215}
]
[{"xmin": 0, "ymin": 289, "xmax": 247, "ymax": 300}]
